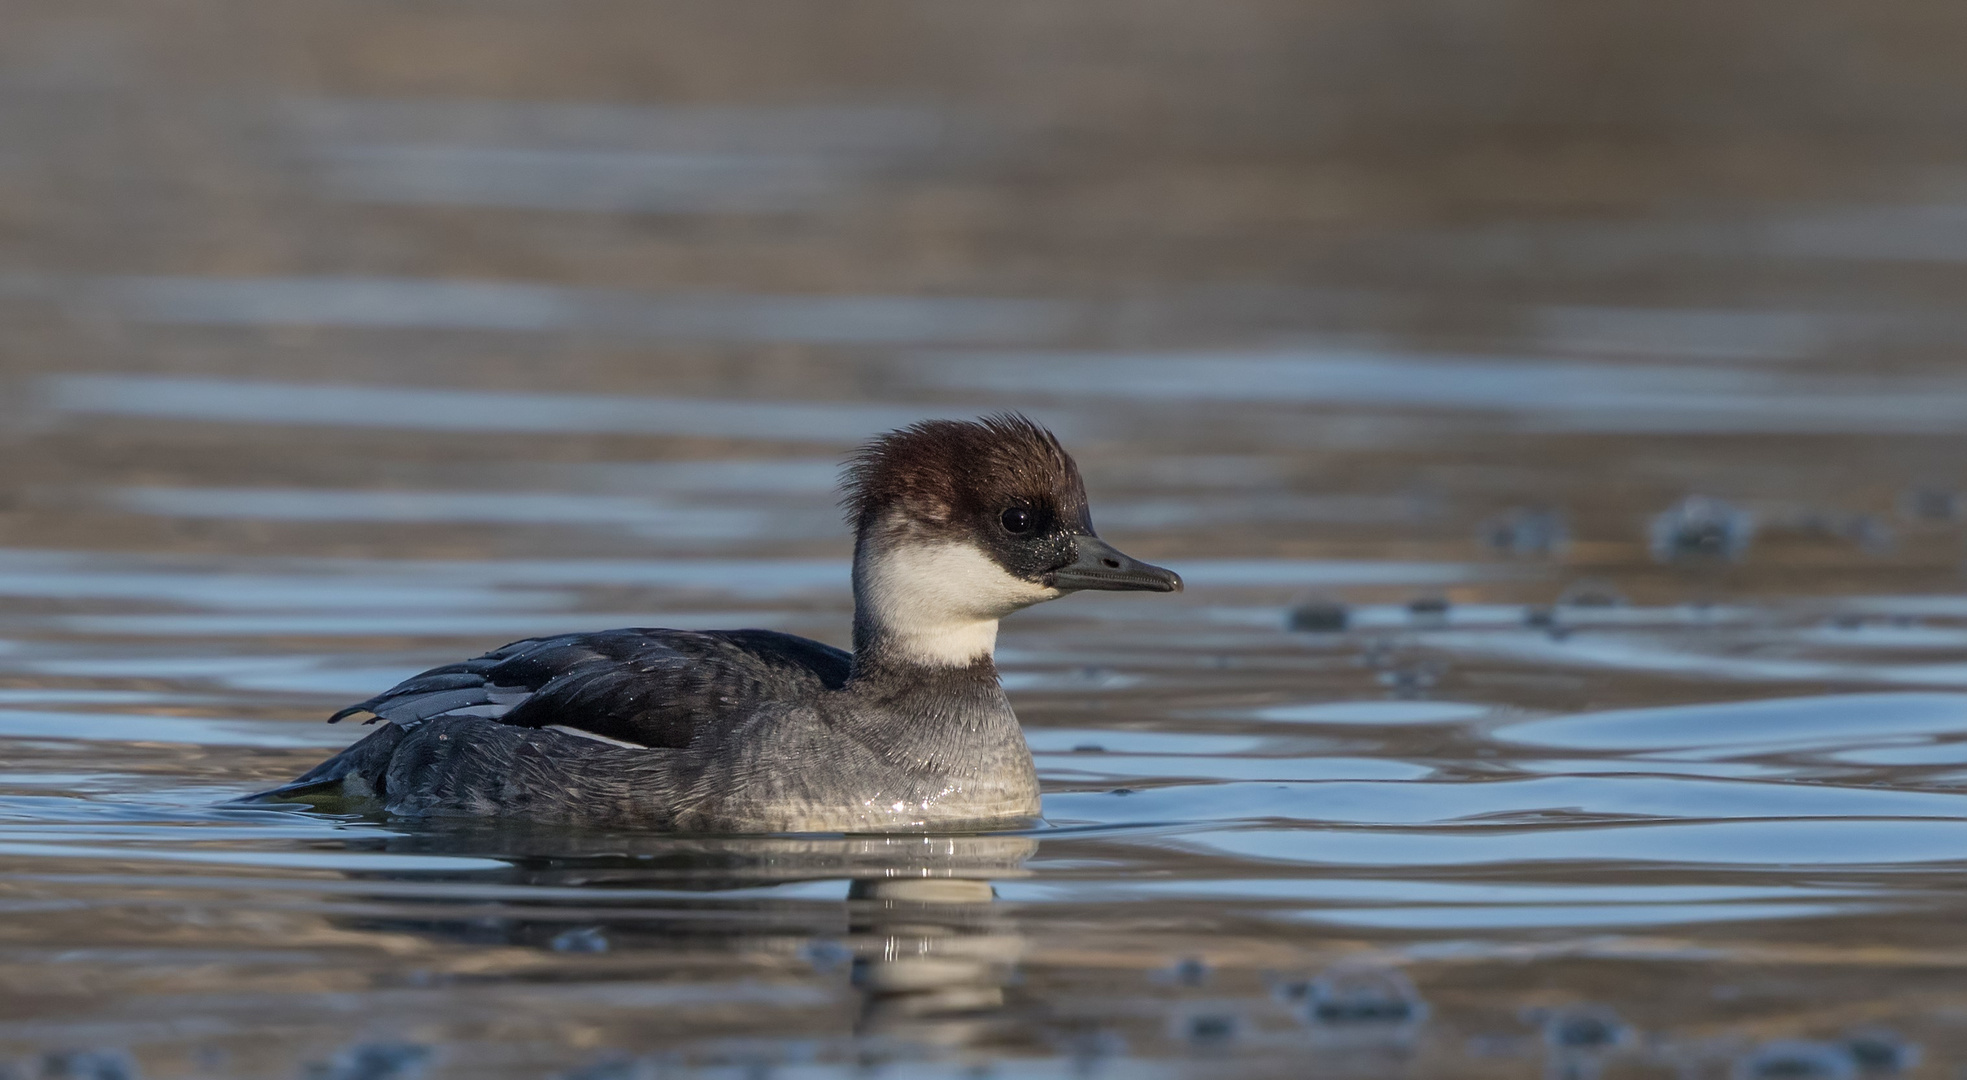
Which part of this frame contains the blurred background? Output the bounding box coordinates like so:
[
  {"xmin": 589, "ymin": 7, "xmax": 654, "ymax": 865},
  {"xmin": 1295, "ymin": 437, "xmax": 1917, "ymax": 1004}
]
[
  {"xmin": 4, "ymin": 2, "xmax": 1967, "ymax": 1078},
  {"xmin": 9, "ymin": 1, "xmax": 1967, "ymax": 586}
]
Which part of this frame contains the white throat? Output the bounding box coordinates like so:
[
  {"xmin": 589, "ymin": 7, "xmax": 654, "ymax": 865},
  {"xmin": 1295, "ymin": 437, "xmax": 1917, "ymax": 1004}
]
[{"xmin": 854, "ymin": 537, "xmax": 1061, "ymax": 667}]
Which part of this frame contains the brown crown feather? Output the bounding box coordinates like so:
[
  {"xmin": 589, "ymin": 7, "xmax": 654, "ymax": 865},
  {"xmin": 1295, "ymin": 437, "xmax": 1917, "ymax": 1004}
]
[{"xmin": 841, "ymin": 413, "xmax": 1090, "ymax": 534}]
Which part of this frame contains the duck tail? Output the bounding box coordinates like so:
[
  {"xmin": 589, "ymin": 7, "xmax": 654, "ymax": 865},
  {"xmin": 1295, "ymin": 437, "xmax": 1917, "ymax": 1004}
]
[{"xmin": 235, "ymin": 723, "xmax": 405, "ymax": 805}]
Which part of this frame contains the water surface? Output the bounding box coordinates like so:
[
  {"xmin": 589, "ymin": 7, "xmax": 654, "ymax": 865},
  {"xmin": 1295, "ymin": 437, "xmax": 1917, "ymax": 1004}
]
[{"xmin": 4, "ymin": 2, "xmax": 1967, "ymax": 1077}]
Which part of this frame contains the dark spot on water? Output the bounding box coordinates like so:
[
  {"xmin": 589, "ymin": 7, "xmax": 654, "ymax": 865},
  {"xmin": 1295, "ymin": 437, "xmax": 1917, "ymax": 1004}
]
[
  {"xmin": 800, "ymin": 940, "xmax": 853, "ymax": 973},
  {"xmin": 1480, "ymin": 506, "xmax": 1571, "ymax": 557},
  {"xmin": 550, "ymin": 925, "xmax": 610, "ymax": 953},
  {"xmin": 1408, "ymin": 594, "xmax": 1450, "ymax": 622},
  {"xmin": 1541, "ymin": 1005, "xmax": 1629, "ymax": 1050},
  {"xmin": 1649, "ymin": 494, "xmax": 1755, "ymax": 563},
  {"xmin": 1108, "ymin": 787, "xmax": 1136, "ymax": 796},
  {"xmin": 1842, "ymin": 1028, "xmax": 1918, "ymax": 1073},
  {"xmin": 1288, "ymin": 599, "xmax": 1349, "ymax": 632},
  {"xmin": 1271, "ymin": 977, "xmax": 1310, "ymax": 1003},
  {"xmin": 1072, "ymin": 743, "xmax": 1105, "ymax": 753},
  {"xmin": 1182, "ymin": 1012, "xmax": 1240, "ymax": 1046},
  {"xmin": 37, "ymin": 1052, "xmax": 136, "ymax": 1080},
  {"xmin": 304, "ymin": 1043, "xmax": 431, "ymax": 1080},
  {"xmin": 1314, "ymin": 997, "xmax": 1419, "ymax": 1023},
  {"xmin": 1732, "ymin": 1040, "xmax": 1858, "ymax": 1080},
  {"xmin": 1900, "ymin": 486, "xmax": 1960, "ymax": 523},
  {"xmin": 1164, "ymin": 1003, "xmax": 1243, "ymax": 1046},
  {"xmin": 1377, "ymin": 665, "xmax": 1440, "ymax": 696},
  {"xmin": 1159, "ymin": 956, "xmax": 1209, "ymax": 986},
  {"xmin": 1302, "ymin": 966, "xmax": 1429, "ymax": 1035},
  {"xmin": 1524, "ymin": 605, "xmax": 1555, "ymax": 628}
]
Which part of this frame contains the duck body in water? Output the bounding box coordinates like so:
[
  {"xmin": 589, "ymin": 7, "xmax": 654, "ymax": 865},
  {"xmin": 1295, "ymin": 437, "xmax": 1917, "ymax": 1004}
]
[{"xmin": 252, "ymin": 415, "xmax": 1181, "ymax": 832}]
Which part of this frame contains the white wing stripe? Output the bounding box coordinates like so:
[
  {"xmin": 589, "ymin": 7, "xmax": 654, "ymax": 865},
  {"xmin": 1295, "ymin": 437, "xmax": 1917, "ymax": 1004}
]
[{"xmin": 545, "ymin": 724, "xmax": 652, "ymax": 750}]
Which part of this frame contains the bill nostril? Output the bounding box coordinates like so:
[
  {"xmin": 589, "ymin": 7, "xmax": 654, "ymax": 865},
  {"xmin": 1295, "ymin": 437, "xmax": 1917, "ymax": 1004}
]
[{"xmin": 1101, "ymin": 558, "xmax": 1120, "ymax": 569}]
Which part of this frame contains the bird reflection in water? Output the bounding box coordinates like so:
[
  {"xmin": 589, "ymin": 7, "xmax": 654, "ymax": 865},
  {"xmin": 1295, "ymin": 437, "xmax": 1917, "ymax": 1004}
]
[
  {"xmin": 847, "ymin": 874, "xmax": 1021, "ymax": 1045},
  {"xmin": 318, "ymin": 821, "xmax": 1036, "ymax": 1067}
]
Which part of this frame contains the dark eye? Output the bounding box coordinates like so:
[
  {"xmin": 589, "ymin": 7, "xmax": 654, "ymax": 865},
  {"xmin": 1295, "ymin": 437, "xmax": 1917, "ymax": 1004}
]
[{"xmin": 1000, "ymin": 506, "xmax": 1033, "ymax": 534}]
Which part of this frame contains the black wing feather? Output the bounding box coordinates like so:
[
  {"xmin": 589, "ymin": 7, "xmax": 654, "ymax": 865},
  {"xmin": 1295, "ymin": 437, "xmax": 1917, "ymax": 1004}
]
[{"xmin": 325, "ymin": 628, "xmax": 851, "ymax": 750}]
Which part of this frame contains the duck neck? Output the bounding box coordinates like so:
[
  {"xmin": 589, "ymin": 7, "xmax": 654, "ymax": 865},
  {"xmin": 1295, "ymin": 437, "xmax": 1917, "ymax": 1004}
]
[
  {"xmin": 842, "ymin": 533, "xmax": 1035, "ymax": 799},
  {"xmin": 850, "ymin": 617, "xmax": 1000, "ymax": 684},
  {"xmin": 844, "ymin": 605, "xmax": 1020, "ymax": 778},
  {"xmin": 847, "ymin": 532, "xmax": 1007, "ymax": 681}
]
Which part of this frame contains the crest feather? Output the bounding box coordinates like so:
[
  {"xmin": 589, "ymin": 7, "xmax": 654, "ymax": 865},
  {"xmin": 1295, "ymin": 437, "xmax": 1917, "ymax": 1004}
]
[{"xmin": 840, "ymin": 413, "xmax": 1081, "ymax": 529}]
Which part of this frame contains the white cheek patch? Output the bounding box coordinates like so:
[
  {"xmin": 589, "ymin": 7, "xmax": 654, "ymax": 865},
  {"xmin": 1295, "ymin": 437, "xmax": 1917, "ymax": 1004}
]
[{"xmin": 857, "ymin": 540, "xmax": 1061, "ymax": 666}]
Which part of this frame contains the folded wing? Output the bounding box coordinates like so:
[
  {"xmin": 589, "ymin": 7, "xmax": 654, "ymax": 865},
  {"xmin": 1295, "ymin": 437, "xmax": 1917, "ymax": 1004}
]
[{"xmin": 331, "ymin": 628, "xmax": 852, "ymax": 749}]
